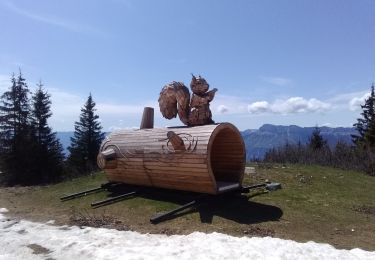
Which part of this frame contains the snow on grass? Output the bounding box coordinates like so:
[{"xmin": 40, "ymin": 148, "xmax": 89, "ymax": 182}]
[
  {"xmin": 0, "ymin": 209, "xmax": 374, "ymax": 260},
  {"xmin": 0, "ymin": 208, "xmax": 8, "ymax": 213}
]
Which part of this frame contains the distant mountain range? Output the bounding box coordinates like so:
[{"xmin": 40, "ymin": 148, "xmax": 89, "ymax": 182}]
[
  {"xmin": 57, "ymin": 124, "xmax": 357, "ymax": 160},
  {"xmin": 241, "ymin": 124, "xmax": 356, "ymax": 160}
]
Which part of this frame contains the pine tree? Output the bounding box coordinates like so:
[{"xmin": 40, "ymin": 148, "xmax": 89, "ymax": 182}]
[
  {"xmin": 0, "ymin": 71, "xmax": 34, "ymax": 185},
  {"xmin": 352, "ymin": 84, "xmax": 375, "ymax": 145},
  {"xmin": 364, "ymin": 119, "xmax": 375, "ymax": 147},
  {"xmin": 308, "ymin": 126, "xmax": 327, "ymax": 150},
  {"xmin": 30, "ymin": 82, "xmax": 65, "ymax": 183},
  {"xmin": 68, "ymin": 94, "xmax": 104, "ymax": 174}
]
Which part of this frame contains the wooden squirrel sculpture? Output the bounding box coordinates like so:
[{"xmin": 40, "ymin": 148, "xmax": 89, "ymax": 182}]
[{"xmin": 158, "ymin": 75, "xmax": 218, "ymax": 126}]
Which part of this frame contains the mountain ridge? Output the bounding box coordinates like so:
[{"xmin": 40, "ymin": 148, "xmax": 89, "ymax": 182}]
[
  {"xmin": 56, "ymin": 124, "xmax": 357, "ymax": 160},
  {"xmin": 241, "ymin": 124, "xmax": 356, "ymax": 160}
]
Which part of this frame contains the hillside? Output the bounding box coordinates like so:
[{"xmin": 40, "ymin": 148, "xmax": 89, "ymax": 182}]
[
  {"xmin": 57, "ymin": 124, "xmax": 356, "ymax": 160},
  {"xmin": 0, "ymin": 164, "xmax": 374, "ymax": 250},
  {"xmin": 242, "ymin": 124, "xmax": 356, "ymax": 160}
]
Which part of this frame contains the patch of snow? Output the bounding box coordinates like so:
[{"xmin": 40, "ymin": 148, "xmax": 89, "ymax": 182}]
[
  {"xmin": 0, "ymin": 210, "xmax": 374, "ymax": 260},
  {"xmin": 46, "ymin": 220, "xmax": 55, "ymax": 225},
  {"xmin": 0, "ymin": 208, "xmax": 8, "ymax": 213}
]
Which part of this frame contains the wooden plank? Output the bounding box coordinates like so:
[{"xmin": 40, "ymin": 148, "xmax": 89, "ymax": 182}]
[
  {"xmin": 146, "ymin": 166, "xmax": 207, "ymax": 172},
  {"xmin": 116, "ymin": 158, "xmax": 208, "ymax": 165},
  {"xmin": 108, "ymin": 131, "xmax": 215, "ymax": 137},
  {"xmin": 145, "ymin": 163, "xmax": 208, "ymax": 169},
  {"xmin": 107, "ymin": 165, "xmax": 210, "ymax": 177},
  {"xmin": 149, "ymin": 174, "xmax": 211, "ymax": 183},
  {"xmin": 113, "ymin": 154, "xmax": 208, "ymax": 160},
  {"xmin": 103, "ymin": 141, "xmax": 211, "ymax": 150}
]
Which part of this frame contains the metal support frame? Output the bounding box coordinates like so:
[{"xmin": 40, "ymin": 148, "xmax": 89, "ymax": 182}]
[
  {"xmin": 149, "ymin": 182, "xmax": 281, "ymax": 224},
  {"xmin": 60, "ymin": 181, "xmax": 281, "ymax": 224}
]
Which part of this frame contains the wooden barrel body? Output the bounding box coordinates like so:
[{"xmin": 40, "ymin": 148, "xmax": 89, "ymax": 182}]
[{"xmin": 97, "ymin": 123, "xmax": 245, "ymax": 194}]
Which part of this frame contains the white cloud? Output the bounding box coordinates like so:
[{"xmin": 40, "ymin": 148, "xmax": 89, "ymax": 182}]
[
  {"xmin": 260, "ymin": 76, "xmax": 292, "ymax": 86},
  {"xmin": 275, "ymin": 97, "xmax": 331, "ymax": 114},
  {"xmin": 248, "ymin": 101, "xmax": 269, "ymax": 114},
  {"xmin": 211, "ymin": 94, "xmax": 332, "ymax": 117},
  {"xmin": 248, "ymin": 97, "xmax": 331, "ymax": 115},
  {"xmin": 217, "ymin": 105, "xmax": 229, "ymax": 114},
  {"xmin": 3, "ymin": 1, "xmax": 106, "ymax": 37},
  {"xmin": 349, "ymin": 92, "xmax": 370, "ymax": 111}
]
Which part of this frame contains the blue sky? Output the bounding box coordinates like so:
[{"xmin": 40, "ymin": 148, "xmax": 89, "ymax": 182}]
[{"xmin": 1, "ymin": 0, "xmax": 374, "ymax": 131}]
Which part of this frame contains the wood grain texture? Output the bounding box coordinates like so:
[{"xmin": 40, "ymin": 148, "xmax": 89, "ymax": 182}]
[{"xmin": 97, "ymin": 123, "xmax": 245, "ymax": 194}]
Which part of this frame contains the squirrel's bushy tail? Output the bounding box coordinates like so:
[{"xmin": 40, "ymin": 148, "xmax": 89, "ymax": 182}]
[{"xmin": 158, "ymin": 81, "xmax": 190, "ymax": 125}]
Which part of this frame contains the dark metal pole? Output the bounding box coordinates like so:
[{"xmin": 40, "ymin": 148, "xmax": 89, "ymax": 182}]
[
  {"xmin": 150, "ymin": 200, "xmax": 198, "ymax": 224},
  {"xmin": 60, "ymin": 187, "xmax": 104, "ymax": 201},
  {"xmin": 91, "ymin": 191, "xmax": 137, "ymax": 208},
  {"xmin": 241, "ymin": 183, "xmax": 267, "ymax": 193},
  {"xmin": 241, "ymin": 182, "xmax": 282, "ymax": 193}
]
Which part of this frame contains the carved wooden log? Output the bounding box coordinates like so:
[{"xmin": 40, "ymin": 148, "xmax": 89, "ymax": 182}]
[{"xmin": 97, "ymin": 123, "xmax": 245, "ymax": 194}]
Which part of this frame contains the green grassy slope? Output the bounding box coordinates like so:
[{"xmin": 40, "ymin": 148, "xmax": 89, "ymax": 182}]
[
  {"xmin": 0, "ymin": 164, "xmax": 374, "ymax": 250},
  {"xmin": 247, "ymin": 164, "xmax": 375, "ymax": 250}
]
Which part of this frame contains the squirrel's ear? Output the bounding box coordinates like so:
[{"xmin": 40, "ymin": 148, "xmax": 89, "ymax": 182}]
[{"xmin": 191, "ymin": 73, "xmax": 196, "ymax": 82}]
